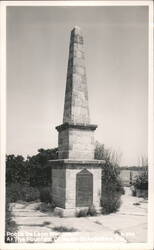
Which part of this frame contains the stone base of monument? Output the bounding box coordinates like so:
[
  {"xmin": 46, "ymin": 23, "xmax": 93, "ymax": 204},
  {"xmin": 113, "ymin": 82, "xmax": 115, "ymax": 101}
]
[
  {"xmin": 54, "ymin": 206, "xmax": 102, "ymax": 217},
  {"xmin": 49, "ymin": 159, "xmax": 104, "ymax": 216},
  {"xmin": 49, "ymin": 159, "xmax": 105, "ymax": 217},
  {"xmin": 54, "ymin": 207, "xmax": 76, "ymax": 217}
]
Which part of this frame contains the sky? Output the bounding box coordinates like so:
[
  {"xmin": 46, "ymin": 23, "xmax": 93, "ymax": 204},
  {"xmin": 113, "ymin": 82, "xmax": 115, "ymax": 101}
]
[{"xmin": 6, "ymin": 6, "xmax": 148, "ymax": 166}]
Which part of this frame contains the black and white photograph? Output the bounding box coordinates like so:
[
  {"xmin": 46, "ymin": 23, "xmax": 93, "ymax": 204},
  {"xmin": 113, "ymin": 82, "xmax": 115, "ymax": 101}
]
[{"xmin": 0, "ymin": 0, "xmax": 153, "ymax": 248}]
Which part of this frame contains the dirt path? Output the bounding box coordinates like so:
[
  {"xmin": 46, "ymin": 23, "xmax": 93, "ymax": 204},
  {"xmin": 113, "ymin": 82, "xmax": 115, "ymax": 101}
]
[{"xmin": 8, "ymin": 188, "xmax": 147, "ymax": 243}]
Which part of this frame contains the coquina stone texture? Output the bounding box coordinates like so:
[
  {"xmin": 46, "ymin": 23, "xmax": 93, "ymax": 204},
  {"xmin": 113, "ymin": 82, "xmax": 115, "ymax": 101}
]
[{"xmin": 49, "ymin": 27, "xmax": 104, "ymax": 216}]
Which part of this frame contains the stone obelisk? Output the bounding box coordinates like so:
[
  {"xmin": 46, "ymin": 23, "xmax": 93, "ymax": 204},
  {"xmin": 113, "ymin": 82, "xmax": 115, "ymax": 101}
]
[
  {"xmin": 50, "ymin": 27, "xmax": 104, "ymax": 216},
  {"xmin": 63, "ymin": 26, "xmax": 90, "ymax": 125}
]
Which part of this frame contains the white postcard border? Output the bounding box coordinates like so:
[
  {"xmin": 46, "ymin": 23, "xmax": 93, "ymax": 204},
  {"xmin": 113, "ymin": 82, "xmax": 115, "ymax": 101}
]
[{"xmin": 0, "ymin": 1, "xmax": 153, "ymax": 249}]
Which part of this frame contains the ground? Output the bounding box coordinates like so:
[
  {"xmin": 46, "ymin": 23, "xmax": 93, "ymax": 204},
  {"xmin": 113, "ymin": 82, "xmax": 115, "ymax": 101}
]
[{"xmin": 8, "ymin": 187, "xmax": 147, "ymax": 244}]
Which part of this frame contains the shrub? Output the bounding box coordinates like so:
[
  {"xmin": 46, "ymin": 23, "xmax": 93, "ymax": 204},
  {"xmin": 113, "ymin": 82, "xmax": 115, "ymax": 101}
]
[
  {"xmin": 6, "ymin": 184, "xmax": 40, "ymax": 202},
  {"xmin": 76, "ymin": 205, "xmax": 97, "ymax": 217},
  {"xmin": 132, "ymin": 171, "xmax": 148, "ymax": 198},
  {"xmin": 37, "ymin": 202, "xmax": 55, "ymax": 212},
  {"xmin": 101, "ymin": 190, "xmax": 121, "ymax": 214},
  {"xmin": 95, "ymin": 143, "xmax": 124, "ymax": 214},
  {"xmin": 133, "ymin": 172, "xmax": 148, "ymax": 190},
  {"xmin": 21, "ymin": 186, "xmax": 40, "ymax": 202},
  {"xmin": 6, "ymin": 184, "xmax": 21, "ymax": 202},
  {"xmin": 5, "ymin": 197, "xmax": 17, "ymax": 243},
  {"xmin": 87, "ymin": 205, "xmax": 97, "ymax": 216},
  {"xmin": 100, "ymin": 162, "xmax": 123, "ymax": 214},
  {"xmin": 39, "ymin": 187, "xmax": 52, "ymax": 203},
  {"xmin": 76, "ymin": 209, "xmax": 88, "ymax": 217}
]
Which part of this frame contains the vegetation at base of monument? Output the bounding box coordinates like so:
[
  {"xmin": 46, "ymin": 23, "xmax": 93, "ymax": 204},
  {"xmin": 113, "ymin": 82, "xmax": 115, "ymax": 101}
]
[
  {"xmin": 76, "ymin": 209, "xmax": 88, "ymax": 217},
  {"xmin": 76, "ymin": 205, "xmax": 97, "ymax": 217},
  {"xmin": 6, "ymin": 144, "xmax": 124, "ymax": 215},
  {"xmin": 35, "ymin": 202, "xmax": 55, "ymax": 213},
  {"xmin": 87, "ymin": 205, "xmax": 97, "ymax": 216},
  {"xmin": 95, "ymin": 142, "xmax": 124, "ymax": 214},
  {"xmin": 39, "ymin": 186, "xmax": 52, "ymax": 203}
]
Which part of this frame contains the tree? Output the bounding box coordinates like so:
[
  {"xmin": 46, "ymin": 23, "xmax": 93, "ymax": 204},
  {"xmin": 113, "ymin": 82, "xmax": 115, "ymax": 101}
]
[
  {"xmin": 28, "ymin": 148, "xmax": 58, "ymax": 187},
  {"xmin": 6, "ymin": 148, "xmax": 58, "ymax": 187},
  {"xmin": 6, "ymin": 154, "xmax": 29, "ymax": 185},
  {"xmin": 6, "ymin": 148, "xmax": 58, "ymax": 203}
]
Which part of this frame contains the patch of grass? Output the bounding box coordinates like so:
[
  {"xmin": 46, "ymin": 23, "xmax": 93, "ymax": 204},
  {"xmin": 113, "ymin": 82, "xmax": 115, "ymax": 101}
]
[
  {"xmin": 43, "ymin": 221, "xmax": 51, "ymax": 226},
  {"xmin": 114, "ymin": 229, "xmax": 121, "ymax": 235},
  {"xmin": 52, "ymin": 226, "xmax": 77, "ymax": 232},
  {"xmin": 94, "ymin": 220, "xmax": 102, "ymax": 225},
  {"xmin": 133, "ymin": 202, "xmax": 140, "ymax": 206}
]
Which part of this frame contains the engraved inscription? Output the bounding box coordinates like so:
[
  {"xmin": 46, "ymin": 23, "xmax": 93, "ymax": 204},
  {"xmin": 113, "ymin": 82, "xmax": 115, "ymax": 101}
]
[{"xmin": 76, "ymin": 169, "xmax": 93, "ymax": 207}]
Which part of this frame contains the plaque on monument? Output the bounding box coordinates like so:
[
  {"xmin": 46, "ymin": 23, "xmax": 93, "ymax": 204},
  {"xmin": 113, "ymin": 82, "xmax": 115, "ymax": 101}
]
[{"xmin": 76, "ymin": 169, "xmax": 93, "ymax": 207}]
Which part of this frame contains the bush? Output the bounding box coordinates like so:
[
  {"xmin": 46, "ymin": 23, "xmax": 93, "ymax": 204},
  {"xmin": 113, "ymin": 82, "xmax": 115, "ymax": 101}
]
[
  {"xmin": 6, "ymin": 184, "xmax": 21, "ymax": 202},
  {"xmin": 76, "ymin": 209, "xmax": 88, "ymax": 217},
  {"xmin": 21, "ymin": 186, "xmax": 40, "ymax": 202},
  {"xmin": 39, "ymin": 187, "xmax": 52, "ymax": 203},
  {"xmin": 6, "ymin": 184, "xmax": 40, "ymax": 202},
  {"xmin": 100, "ymin": 161, "xmax": 124, "ymax": 214},
  {"xmin": 5, "ymin": 197, "xmax": 17, "ymax": 243},
  {"xmin": 133, "ymin": 172, "xmax": 148, "ymax": 190},
  {"xmin": 37, "ymin": 202, "xmax": 55, "ymax": 212},
  {"xmin": 101, "ymin": 191, "xmax": 121, "ymax": 214},
  {"xmin": 95, "ymin": 142, "xmax": 124, "ymax": 214},
  {"xmin": 76, "ymin": 205, "xmax": 97, "ymax": 217},
  {"xmin": 87, "ymin": 205, "xmax": 97, "ymax": 216}
]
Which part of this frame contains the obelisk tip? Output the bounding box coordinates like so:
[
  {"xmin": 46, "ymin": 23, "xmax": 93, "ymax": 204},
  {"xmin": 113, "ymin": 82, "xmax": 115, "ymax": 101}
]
[
  {"xmin": 71, "ymin": 26, "xmax": 81, "ymax": 34},
  {"xmin": 74, "ymin": 25, "xmax": 80, "ymax": 30}
]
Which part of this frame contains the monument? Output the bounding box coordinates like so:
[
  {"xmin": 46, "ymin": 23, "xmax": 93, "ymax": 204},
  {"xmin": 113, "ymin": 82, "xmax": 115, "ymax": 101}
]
[{"xmin": 50, "ymin": 26, "xmax": 104, "ymax": 216}]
